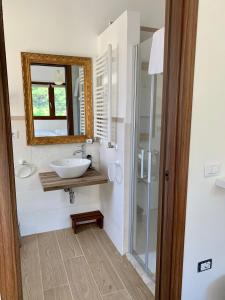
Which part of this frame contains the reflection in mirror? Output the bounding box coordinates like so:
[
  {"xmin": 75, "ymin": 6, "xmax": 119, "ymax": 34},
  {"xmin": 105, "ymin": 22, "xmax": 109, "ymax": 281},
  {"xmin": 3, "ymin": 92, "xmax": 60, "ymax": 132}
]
[
  {"xmin": 22, "ymin": 52, "xmax": 93, "ymax": 145},
  {"xmin": 31, "ymin": 64, "xmax": 85, "ymax": 138}
]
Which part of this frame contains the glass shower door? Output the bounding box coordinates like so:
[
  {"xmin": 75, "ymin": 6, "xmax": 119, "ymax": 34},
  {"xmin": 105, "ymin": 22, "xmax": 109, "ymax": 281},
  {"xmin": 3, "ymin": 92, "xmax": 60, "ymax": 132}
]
[
  {"xmin": 147, "ymin": 74, "xmax": 163, "ymax": 278},
  {"xmin": 131, "ymin": 42, "xmax": 163, "ymax": 283},
  {"xmin": 131, "ymin": 63, "xmax": 151, "ymax": 266}
]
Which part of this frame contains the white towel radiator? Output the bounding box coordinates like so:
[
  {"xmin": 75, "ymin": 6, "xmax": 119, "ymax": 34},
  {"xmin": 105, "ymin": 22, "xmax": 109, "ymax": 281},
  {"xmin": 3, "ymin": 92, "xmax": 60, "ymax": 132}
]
[{"xmin": 94, "ymin": 44, "xmax": 113, "ymax": 147}]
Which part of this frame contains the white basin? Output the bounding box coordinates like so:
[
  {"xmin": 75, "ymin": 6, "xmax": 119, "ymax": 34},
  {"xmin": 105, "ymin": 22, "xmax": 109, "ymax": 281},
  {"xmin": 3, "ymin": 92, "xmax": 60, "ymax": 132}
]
[{"xmin": 50, "ymin": 158, "xmax": 91, "ymax": 179}]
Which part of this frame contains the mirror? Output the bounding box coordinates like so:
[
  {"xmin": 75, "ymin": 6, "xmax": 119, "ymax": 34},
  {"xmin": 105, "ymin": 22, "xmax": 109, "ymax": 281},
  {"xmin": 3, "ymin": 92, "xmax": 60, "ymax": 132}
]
[{"xmin": 21, "ymin": 52, "xmax": 93, "ymax": 145}]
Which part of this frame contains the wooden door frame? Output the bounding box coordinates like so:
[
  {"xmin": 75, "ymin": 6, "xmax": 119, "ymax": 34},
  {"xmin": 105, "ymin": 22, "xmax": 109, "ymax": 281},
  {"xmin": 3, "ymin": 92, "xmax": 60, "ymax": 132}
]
[
  {"xmin": 0, "ymin": 2, "xmax": 23, "ymax": 299},
  {"xmin": 0, "ymin": 0, "xmax": 199, "ymax": 299},
  {"xmin": 156, "ymin": 0, "xmax": 199, "ymax": 300}
]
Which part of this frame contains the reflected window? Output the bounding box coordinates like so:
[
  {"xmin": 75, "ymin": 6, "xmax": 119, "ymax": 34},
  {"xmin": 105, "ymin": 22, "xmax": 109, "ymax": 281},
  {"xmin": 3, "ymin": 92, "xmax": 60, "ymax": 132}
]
[
  {"xmin": 30, "ymin": 64, "xmax": 86, "ymax": 137},
  {"xmin": 32, "ymin": 83, "xmax": 67, "ymax": 119}
]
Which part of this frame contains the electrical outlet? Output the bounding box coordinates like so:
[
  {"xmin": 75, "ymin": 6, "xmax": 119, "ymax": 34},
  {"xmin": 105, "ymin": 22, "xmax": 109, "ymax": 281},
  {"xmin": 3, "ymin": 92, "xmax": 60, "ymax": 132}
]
[{"xmin": 198, "ymin": 259, "xmax": 212, "ymax": 273}]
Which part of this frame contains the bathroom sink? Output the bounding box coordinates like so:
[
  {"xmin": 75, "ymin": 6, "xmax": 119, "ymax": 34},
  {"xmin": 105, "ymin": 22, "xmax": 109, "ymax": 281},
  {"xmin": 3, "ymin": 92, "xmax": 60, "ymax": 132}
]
[{"xmin": 50, "ymin": 158, "xmax": 91, "ymax": 179}]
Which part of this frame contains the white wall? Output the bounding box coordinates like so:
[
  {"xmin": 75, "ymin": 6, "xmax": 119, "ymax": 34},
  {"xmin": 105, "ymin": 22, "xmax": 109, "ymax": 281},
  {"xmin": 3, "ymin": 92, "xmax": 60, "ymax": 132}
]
[
  {"xmin": 182, "ymin": 1, "xmax": 225, "ymax": 299},
  {"xmin": 3, "ymin": 0, "xmax": 165, "ymax": 115},
  {"xmin": 98, "ymin": 11, "xmax": 140, "ymax": 254},
  {"xmin": 2, "ymin": 0, "xmax": 165, "ymax": 237}
]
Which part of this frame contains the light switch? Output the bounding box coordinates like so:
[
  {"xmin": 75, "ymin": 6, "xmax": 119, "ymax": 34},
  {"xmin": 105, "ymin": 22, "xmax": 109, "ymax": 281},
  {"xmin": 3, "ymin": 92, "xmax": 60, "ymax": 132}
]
[{"xmin": 204, "ymin": 163, "xmax": 221, "ymax": 177}]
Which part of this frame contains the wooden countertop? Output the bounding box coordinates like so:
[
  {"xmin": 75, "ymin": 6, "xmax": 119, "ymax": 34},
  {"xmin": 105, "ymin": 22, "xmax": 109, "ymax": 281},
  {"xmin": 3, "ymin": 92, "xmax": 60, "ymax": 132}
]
[{"xmin": 39, "ymin": 168, "xmax": 108, "ymax": 192}]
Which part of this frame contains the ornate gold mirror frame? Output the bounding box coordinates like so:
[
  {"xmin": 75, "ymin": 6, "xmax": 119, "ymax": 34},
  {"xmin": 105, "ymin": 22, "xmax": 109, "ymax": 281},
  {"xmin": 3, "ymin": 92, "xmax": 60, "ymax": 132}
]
[{"xmin": 21, "ymin": 52, "xmax": 93, "ymax": 145}]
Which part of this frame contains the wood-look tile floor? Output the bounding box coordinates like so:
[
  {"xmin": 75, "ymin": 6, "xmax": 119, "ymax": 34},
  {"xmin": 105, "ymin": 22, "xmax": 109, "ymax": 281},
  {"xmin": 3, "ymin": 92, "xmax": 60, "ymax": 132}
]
[{"xmin": 21, "ymin": 225, "xmax": 154, "ymax": 300}]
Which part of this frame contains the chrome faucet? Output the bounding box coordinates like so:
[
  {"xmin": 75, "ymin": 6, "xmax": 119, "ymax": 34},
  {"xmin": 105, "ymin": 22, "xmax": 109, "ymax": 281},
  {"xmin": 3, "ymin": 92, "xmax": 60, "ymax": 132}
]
[{"xmin": 73, "ymin": 144, "xmax": 86, "ymax": 158}]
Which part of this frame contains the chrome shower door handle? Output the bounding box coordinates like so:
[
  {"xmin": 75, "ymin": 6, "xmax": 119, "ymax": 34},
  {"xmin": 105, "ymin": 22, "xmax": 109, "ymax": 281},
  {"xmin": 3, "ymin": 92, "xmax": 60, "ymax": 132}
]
[
  {"xmin": 147, "ymin": 151, "xmax": 152, "ymax": 183},
  {"xmin": 140, "ymin": 149, "xmax": 144, "ymax": 179}
]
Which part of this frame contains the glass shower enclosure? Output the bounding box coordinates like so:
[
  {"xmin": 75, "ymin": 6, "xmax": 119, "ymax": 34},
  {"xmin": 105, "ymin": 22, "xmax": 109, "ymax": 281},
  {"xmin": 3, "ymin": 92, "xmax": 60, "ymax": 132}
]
[{"xmin": 130, "ymin": 39, "xmax": 163, "ymax": 282}]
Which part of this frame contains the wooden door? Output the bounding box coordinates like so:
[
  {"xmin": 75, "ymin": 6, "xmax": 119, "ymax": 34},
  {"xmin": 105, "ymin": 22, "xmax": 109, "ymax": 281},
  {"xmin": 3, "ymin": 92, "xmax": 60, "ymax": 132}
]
[
  {"xmin": 156, "ymin": 1, "xmax": 199, "ymax": 299},
  {"xmin": 0, "ymin": 2, "xmax": 22, "ymax": 299}
]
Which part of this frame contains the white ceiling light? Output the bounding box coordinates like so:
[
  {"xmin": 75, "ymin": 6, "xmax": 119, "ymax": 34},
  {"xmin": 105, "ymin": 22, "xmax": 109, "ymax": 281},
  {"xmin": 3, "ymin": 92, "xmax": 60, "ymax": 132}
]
[{"xmin": 54, "ymin": 69, "xmax": 64, "ymax": 85}]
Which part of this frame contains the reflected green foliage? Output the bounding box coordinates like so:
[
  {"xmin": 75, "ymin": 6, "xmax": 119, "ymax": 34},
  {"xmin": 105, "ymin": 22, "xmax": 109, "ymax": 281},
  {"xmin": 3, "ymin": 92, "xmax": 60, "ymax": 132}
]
[
  {"xmin": 54, "ymin": 87, "xmax": 67, "ymax": 116},
  {"xmin": 32, "ymin": 86, "xmax": 49, "ymax": 116},
  {"xmin": 32, "ymin": 85, "xmax": 67, "ymax": 117}
]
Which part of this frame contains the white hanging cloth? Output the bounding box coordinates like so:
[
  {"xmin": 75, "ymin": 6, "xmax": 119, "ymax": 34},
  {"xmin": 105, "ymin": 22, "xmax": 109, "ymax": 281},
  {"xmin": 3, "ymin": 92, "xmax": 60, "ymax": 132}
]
[{"xmin": 148, "ymin": 27, "xmax": 165, "ymax": 75}]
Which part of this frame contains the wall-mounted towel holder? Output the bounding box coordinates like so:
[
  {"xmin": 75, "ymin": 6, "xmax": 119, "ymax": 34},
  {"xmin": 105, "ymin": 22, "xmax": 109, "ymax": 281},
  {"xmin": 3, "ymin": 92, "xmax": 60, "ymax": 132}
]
[
  {"xmin": 15, "ymin": 160, "xmax": 36, "ymax": 179},
  {"xmin": 108, "ymin": 160, "xmax": 122, "ymax": 184}
]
